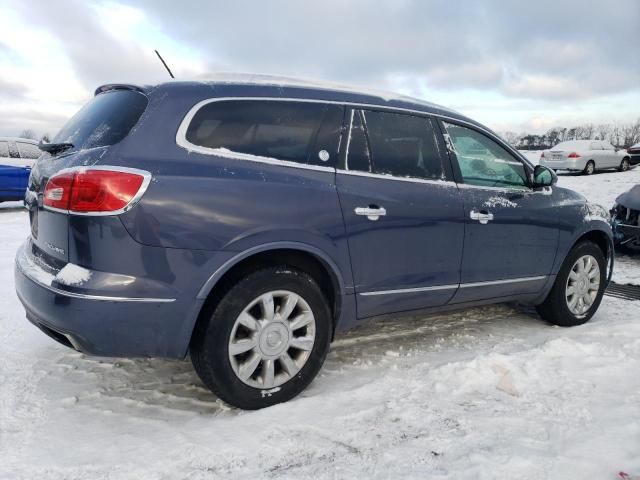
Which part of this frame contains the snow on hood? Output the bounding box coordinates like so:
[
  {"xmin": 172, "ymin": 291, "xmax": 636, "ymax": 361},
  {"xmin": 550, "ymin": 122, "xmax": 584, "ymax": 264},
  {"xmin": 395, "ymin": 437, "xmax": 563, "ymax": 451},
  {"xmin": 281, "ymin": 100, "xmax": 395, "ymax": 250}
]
[{"xmin": 616, "ymin": 184, "xmax": 640, "ymax": 210}]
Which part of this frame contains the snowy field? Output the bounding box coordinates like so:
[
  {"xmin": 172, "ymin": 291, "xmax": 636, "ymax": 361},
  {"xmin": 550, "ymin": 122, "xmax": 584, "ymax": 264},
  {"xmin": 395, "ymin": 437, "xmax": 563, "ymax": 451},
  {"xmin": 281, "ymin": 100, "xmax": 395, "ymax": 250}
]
[{"xmin": 1, "ymin": 166, "xmax": 639, "ymax": 479}]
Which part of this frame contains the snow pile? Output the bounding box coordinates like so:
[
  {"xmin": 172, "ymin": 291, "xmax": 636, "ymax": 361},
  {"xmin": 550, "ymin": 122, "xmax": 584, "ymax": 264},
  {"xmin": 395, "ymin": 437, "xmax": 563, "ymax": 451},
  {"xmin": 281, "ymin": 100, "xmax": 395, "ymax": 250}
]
[
  {"xmin": 55, "ymin": 263, "xmax": 92, "ymax": 286},
  {"xmin": 483, "ymin": 196, "xmax": 518, "ymax": 208},
  {"xmin": 1, "ymin": 162, "xmax": 640, "ymax": 479}
]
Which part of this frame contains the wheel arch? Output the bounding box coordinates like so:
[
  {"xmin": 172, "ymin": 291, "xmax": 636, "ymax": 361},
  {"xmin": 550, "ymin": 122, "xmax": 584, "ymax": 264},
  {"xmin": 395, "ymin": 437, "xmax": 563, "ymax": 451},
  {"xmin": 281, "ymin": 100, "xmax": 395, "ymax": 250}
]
[
  {"xmin": 191, "ymin": 242, "xmax": 346, "ymax": 346},
  {"xmin": 566, "ymin": 227, "xmax": 614, "ymax": 284}
]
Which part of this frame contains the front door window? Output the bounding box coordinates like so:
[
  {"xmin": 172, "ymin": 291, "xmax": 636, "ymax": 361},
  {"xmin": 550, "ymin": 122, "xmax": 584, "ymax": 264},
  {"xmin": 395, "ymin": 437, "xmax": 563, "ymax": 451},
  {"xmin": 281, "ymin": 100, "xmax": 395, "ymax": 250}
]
[{"xmin": 443, "ymin": 122, "xmax": 528, "ymax": 189}]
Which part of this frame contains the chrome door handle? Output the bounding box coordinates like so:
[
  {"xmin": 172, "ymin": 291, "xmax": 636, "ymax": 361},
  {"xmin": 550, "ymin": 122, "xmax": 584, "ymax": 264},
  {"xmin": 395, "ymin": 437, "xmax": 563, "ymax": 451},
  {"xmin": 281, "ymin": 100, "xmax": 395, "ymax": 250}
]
[
  {"xmin": 355, "ymin": 206, "xmax": 386, "ymax": 221},
  {"xmin": 470, "ymin": 209, "xmax": 494, "ymax": 224}
]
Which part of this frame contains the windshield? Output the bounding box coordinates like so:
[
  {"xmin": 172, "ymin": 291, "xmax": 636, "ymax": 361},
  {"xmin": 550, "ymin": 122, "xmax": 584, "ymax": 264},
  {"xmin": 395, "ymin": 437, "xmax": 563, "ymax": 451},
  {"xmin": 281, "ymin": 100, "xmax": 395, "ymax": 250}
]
[
  {"xmin": 553, "ymin": 141, "xmax": 590, "ymax": 150},
  {"xmin": 53, "ymin": 89, "xmax": 148, "ymax": 152}
]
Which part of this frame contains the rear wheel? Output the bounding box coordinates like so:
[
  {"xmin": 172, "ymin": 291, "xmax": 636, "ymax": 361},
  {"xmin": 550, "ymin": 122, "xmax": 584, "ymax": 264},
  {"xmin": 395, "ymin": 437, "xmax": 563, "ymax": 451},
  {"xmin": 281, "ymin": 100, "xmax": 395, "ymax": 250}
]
[
  {"xmin": 536, "ymin": 241, "xmax": 606, "ymax": 326},
  {"xmin": 619, "ymin": 157, "xmax": 630, "ymax": 172},
  {"xmin": 191, "ymin": 266, "xmax": 331, "ymax": 409},
  {"xmin": 583, "ymin": 160, "xmax": 595, "ymax": 175}
]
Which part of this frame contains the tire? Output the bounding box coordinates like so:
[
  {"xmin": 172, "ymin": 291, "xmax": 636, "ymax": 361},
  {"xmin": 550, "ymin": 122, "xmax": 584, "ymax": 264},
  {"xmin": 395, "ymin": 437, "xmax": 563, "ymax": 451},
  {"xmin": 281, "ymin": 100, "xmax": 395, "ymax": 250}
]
[
  {"xmin": 619, "ymin": 157, "xmax": 630, "ymax": 172},
  {"xmin": 583, "ymin": 160, "xmax": 595, "ymax": 175},
  {"xmin": 191, "ymin": 266, "xmax": 332, "ymax": 409},
  {"xmin": 536, "ymin": 241, "xmax": 606, "ymax": 327}
]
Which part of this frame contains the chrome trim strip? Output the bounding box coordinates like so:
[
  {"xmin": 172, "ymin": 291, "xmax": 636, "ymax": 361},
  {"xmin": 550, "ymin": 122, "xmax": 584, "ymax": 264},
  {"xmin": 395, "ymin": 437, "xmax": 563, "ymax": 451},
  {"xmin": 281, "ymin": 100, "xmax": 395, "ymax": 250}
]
[
  {"xmin": 337, "ymin": 168, "xmax": 458, "ymax": 187},
  {"xmin": 359, "ymin": 284, "xmax": 458, "ymax": 296},
  {"xmin": 358, "ymin": 275, "xmax": 547, "ymax": 296},
  {"xmin": 42, "ymin": 165, "xmax": 152, "ymax": 216},
  {"xmin": 175, "ymin": 96, "xmax": 530, "ymax": 171},
  {"xmin": 459, "ymin": 275, "xmax": 547, "ymax": 288},
  {"xmin": 16, "ymin": 250, "xmax": 175, "ymax": 303}
]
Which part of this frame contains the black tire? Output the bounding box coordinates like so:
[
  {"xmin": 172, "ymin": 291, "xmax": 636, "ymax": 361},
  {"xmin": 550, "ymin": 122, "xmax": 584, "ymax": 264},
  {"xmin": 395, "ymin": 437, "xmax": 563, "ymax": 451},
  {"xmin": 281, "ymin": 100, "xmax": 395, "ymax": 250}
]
[
  {"xmin": 619, "ymin": 157, "xmax": 630, "ymax": 172},
  {"xmin": 536, "ymin": 241, "xmax": 606, "ymax": 327},
  {"xmin": 583, "ymin": 160, "xmax": 595, "ymax": 175},
  {"xmin": 191, "ymin": 266, "xmax": 332, "ymax": 409}
]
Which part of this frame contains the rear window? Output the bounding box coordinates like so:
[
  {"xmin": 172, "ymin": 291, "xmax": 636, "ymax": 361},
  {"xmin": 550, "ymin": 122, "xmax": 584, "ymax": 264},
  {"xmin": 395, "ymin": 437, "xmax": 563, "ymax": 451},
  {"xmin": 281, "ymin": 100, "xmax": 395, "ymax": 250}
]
[
  {"xmin": 185, "ymin": 100, "xmax": 343, "ymax": 166},
  {"xmin": 17, "ymin": 142, "xmax": 40, "ymax": 159},
  {"xmin": 53, "ymin": 89, "xmax": 148, "ymax": 152},
  {"xmin": 346, "ymin": 109, "xmax": 445, "ymax": 180},
  {"xmin": 553, "ymin": 141, "xmax": 590, "ymax": 150}
]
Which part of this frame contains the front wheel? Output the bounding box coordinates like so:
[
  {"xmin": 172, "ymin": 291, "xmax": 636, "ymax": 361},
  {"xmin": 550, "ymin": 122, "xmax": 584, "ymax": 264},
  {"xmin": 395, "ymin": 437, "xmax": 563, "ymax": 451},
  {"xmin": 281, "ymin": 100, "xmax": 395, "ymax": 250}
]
[
  {"xmin": 536, "ymin": 241, "xmax": 606, "ymax": 326},
  {"xmin": 190, "ymin": 266, "xmax": 331, "ymax": 409}
]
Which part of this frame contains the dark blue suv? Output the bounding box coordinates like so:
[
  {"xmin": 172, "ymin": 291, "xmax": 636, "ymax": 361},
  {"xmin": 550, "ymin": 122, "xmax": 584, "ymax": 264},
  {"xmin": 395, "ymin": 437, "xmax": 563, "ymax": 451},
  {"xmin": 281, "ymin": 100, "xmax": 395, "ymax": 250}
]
[{"xmin": 15, "ymin": 77, "xmax": 614, "ymax": 409}]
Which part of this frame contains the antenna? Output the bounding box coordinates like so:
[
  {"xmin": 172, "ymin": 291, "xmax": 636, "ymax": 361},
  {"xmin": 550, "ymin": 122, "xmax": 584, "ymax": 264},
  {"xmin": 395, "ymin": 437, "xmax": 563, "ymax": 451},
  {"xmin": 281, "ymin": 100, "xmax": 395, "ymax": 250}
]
[{"xmin": 154, "ymin": 50, "xmax": 175, "ymax": 79}]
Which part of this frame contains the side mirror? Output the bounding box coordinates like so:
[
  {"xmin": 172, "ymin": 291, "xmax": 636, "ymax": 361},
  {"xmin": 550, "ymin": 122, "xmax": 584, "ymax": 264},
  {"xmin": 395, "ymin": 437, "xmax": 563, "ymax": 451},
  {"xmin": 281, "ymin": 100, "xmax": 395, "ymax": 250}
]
[{"xmin": 533, "ymin": 165, "xmax": 557, "ymax": 187}]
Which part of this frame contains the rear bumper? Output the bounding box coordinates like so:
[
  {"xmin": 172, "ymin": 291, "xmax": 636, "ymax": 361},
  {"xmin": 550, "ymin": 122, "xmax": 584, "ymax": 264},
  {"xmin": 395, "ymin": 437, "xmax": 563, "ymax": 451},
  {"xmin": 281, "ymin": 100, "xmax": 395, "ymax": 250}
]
[
  {"xmin": 539, "ymin": 158, "xmax": 585, "ymax": 170},
  {"xmin": 14, "ymin": 240, "xmax": 204, "ymax": 358}
]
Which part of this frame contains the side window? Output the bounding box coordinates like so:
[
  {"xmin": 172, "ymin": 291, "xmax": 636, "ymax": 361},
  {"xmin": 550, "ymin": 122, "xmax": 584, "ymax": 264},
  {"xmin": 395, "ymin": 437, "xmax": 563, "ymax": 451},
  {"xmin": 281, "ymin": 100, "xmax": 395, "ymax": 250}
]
[
  {"xmin": 590, "ymin": 142, "xmax": 602, "ymax": 150},
  {"xmin": 8, "ymin": 142, "xmax": 20, "ymax": 159},
  {"xmin": 345, "ymin": 110, "xmax": 372, "ymax": 172},
  {"xmin": 185, "ymin": 100, "xmax": 342, "ymax": 166},
  {"xmin": 17, "ymin": 142, "xmax": 41, "ymax": 159},
  {"xmin": 443, "ymin": 122, "xmax": 528, "ymax": 189},
  {"xmin": 346, "ymin": 109, "xmax": 445, "ymax": 180},
  {"xmin": 0, "ymin": 141, "xmax": 9, "ymax": 158}
]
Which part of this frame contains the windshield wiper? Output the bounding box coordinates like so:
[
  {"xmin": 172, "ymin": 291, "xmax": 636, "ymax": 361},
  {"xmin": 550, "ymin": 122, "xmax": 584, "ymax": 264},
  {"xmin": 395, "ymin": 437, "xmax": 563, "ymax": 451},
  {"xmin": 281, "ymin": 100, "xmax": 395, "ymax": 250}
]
[{"xmin": 38, "ymin": 142, "xmax": 74, "ymax": 155}]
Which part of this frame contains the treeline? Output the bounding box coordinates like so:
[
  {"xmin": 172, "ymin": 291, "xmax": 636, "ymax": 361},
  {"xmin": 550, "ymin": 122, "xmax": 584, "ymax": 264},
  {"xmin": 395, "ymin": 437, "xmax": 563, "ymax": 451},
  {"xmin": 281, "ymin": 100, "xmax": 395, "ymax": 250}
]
[{"xmin": 501, "ymin": 120, "xmax": 640, "ymax": 150}]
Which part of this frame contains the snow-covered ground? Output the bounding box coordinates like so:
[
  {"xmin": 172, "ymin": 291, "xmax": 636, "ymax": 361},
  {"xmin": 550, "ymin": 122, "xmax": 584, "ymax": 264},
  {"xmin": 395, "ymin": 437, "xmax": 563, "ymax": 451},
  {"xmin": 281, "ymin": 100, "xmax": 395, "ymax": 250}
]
[{"xmin": 1, "ymin": 167, "xmax": 639, "ymax": 479}]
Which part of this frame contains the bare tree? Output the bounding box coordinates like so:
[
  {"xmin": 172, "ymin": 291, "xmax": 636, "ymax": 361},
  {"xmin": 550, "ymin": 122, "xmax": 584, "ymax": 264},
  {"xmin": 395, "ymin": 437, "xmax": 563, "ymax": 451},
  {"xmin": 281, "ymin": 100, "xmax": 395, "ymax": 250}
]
[
  {"xmin": 18, "ymin": 129, "xmax": 37, "ymax": 140},
  {"xmin": 596, "ymin": 124, "xmax": 610, "ymax": 141}
]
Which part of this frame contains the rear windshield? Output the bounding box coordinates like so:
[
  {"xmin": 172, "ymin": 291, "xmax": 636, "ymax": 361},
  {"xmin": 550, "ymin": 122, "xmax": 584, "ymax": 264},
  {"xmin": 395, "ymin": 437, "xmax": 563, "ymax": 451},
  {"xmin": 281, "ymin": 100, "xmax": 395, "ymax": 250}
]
[
  {"xmin": 553, "ymin": 141, "xmax": 590, "ymax": 150},
  {"xmin": 53, "ymin": 89, "xmax": 148, "ymax": 152}
]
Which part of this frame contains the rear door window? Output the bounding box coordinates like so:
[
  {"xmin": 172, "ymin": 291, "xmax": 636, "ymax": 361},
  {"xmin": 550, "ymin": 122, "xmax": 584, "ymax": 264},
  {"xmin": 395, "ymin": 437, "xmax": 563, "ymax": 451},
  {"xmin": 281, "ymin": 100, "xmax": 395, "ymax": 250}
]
[
  {"xmin": 53, "ymin": 89, "xmax": 148, "ymax": 152},
  {"xmin": 185, "ymin": 100, "xmax": 343, "ymax": 166},
  {"xmin": 17, "ymin": 142, "xmax": 41, "ymax": 159},
  {"xmin": 345, "ymin": 109, "xmax": 445, "ymax": 181},
  {"xmin": 0, "ymin": 141, "xmax": 9, "ymax": 158}
]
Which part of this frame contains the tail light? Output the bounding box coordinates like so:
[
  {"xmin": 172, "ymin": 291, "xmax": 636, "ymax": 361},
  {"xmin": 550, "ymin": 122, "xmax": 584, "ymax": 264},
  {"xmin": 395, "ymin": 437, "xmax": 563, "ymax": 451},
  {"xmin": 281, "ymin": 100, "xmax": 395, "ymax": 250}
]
[
  {"xmin": 540, "ymin": 152, "xmax": 545, "ymax": 158},
  {"xmin": 43, "ymin": 167, "xmax": 150, "ymax": 214},
  {"xmin": 568, "ymin": 152, "xmax": 581, "ymax": 158}
]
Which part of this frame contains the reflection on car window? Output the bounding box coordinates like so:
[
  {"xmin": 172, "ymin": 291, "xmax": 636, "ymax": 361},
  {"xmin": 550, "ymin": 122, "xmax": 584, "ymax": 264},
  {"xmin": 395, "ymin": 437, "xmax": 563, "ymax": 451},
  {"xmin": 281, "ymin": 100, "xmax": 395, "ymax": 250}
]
[
  {"xmin": 17, "ymin": 142, "xmax": 41, "ymax": 159},
  {"xmin": 346, "ymin": 109, "xmax": 444, "ymax": 180},
  {"xmin": 345, "ymin": 110, "xmax": 372, "ymax": 172},
  {"xmin": 444, "ymin": 122, "xmax": 528, "ymax": 189},
  {"xmin": 186, "ymin": 100, "xmax": 343, "ymax": 166}
]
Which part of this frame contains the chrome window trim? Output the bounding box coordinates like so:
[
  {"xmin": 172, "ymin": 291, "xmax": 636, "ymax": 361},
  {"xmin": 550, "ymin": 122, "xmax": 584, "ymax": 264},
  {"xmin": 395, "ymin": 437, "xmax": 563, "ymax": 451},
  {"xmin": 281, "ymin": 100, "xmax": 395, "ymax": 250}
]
[
  {"xmin": 42, "ymin": 165, "xmax": 153, "ymax": 216},
  {"xmin": 358, "ymin": 275, "xmax": 547, "ymax": 296},
  {"xmin": 337, "ymin": 168, "xmax": 457, "ymax": 187},
  {"xmin": 175, "ymin": 96, "xmax": 531, "ymax": 172}
]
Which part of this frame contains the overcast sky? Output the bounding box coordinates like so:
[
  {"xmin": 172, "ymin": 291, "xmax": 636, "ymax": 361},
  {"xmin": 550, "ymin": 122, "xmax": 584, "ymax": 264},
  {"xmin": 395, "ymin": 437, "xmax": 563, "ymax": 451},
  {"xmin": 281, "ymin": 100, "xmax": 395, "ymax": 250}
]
[{"xmin": 1, "ymin": 0, "xmax": 638, "ymax": 137}]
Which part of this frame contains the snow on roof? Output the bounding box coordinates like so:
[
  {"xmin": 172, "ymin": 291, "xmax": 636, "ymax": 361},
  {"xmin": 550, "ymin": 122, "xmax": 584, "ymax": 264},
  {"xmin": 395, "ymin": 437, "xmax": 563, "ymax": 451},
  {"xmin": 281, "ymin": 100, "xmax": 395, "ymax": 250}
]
[
  {"xmin": 0, "ymin": 137, "xmax": 38, "ymax": 144},
  {"xmin": 172, "ymin": 72, "xmax": 457, "ymax": 114}
]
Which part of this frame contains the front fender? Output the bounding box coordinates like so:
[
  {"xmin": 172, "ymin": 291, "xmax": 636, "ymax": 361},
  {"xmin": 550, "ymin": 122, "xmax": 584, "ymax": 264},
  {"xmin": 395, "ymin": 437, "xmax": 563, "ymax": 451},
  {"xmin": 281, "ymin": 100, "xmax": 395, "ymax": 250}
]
[{"xmin": 553, "ymin": 216, "xmax": 614, "ymax": 285}]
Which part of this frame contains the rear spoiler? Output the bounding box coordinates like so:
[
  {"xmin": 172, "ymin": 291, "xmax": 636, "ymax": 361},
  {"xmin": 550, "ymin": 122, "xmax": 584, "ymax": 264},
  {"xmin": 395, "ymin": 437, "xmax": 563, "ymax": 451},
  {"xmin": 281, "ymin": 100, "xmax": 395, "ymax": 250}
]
[{"xmin": 94, "ymin": 84, "xmax": 146, "ymax": 96}]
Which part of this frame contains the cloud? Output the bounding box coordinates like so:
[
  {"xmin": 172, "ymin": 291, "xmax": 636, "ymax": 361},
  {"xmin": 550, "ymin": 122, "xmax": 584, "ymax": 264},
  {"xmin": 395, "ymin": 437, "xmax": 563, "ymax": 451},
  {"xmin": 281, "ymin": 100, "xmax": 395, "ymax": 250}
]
[
  {"xmin": 131, "ymin": 0, "xmax": 639, "ymax": 101},
  {"xmin": 0, "ymin": 0, "xmax": 638, "ymax": 136}
]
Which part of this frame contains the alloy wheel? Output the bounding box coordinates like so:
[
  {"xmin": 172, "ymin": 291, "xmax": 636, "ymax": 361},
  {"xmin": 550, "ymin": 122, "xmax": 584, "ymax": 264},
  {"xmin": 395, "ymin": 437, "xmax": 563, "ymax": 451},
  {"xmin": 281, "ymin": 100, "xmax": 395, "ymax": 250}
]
[
  {"xmin": 565, "ymin": 255, "xmax": 600, "ymax": 316},
  {"xmin": 228, "ymin": 290, "xmax": 316, "ymax": 389}
]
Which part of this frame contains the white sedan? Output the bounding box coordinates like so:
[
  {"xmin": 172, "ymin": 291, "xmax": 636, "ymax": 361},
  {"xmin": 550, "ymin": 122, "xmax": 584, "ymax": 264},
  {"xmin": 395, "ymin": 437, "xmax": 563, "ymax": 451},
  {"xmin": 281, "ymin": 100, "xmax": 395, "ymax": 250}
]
[{"xmin": 539, "ymin": 140, "xmax": 632, "ymax": 175}]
